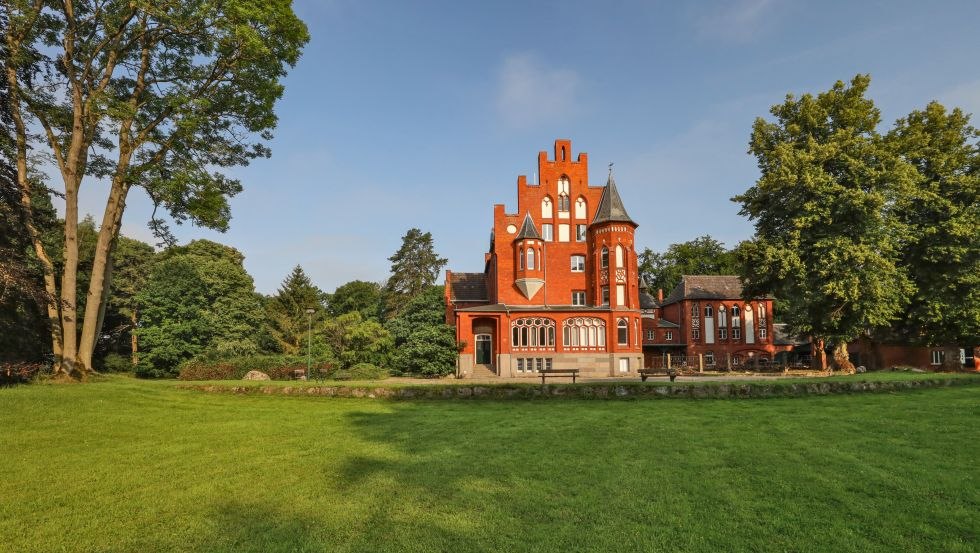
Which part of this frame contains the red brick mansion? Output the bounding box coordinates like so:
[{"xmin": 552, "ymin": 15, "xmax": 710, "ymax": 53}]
[{"xmin": 445, "ymin": 139, "xmax": 644, "ymax": 378}]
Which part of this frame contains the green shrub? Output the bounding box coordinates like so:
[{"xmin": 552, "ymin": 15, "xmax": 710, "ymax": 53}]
[
  {"xmin": 390, "ymin": 324, "xmax": 457, "ymax": 377},
  {"xmin": 177, "ymin": 355, "xmax": 334, "ymax": 381},
  {"xmin": 100, "ymin": 353, "xmax": 133, "ymax": 373},
  {"xmin": 330, "ymin": 363, "xmax": 388, "ymax": 381}
]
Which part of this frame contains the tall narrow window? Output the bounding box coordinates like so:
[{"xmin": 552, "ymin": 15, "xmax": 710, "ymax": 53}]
[
  {"xmin": 527, "ymin": 248, "xmax": 535, "ymax": 270},
  {"xmin": 617, "ymin": 319, "xmax": 629, "ymax": 345},
  {"xmin": 576, "ymin": 224, "xmax": 587, "ymax": 242},
  {"xmin": 615, "ymin": 245, "xmax": 624, "ymax": 268},
  {"xmin": 601, "ymin": 286, "xmax": 610, "ymax": 306},
  {"xmin": 541, "ymin": 224, "xmax": 554, "ymax": 241},
  {"xmin": 575, "ymin": 197, "xmax": 587, "ymax": 219},
  {"xmin": 519, "ymin": 248, "xmax": 524, "ymax": 270},
  {"xmin": 541, "ymin": 197, "xmax": 553, "ymax": 219},
  {"xmin": 601, "ymin": 247, "xmax": 609, "ymax": 269},
  {"xmin": 558, "ymin": 176, "xmax": 570, "ymax": 212}
]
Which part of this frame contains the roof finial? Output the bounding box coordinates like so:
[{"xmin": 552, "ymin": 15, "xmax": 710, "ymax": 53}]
[{"xmin": 608, "ymin": 162, "xmax": 614, "ymax": 179}]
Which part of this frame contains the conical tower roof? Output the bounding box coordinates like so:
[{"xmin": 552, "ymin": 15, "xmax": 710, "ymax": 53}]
[
  {"xmin": 592, "ymin": 170, "xmax": 635, "ymax": 225},
  {"xmin": 514, "ymin": 212, "xmax": 541, "ymax": 240}
]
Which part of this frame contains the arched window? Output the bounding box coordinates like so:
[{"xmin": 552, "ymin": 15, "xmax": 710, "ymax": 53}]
[
  {"xmin": 575, "ymin": 197, "xmax": 587, "ymax": 219},
  {"xmin": 541, "ymin": 196, "xmax": 553, "ymax": 219},
  {"xmin": 718, "ymin": 306, "xmax": 728, "ymax": 339},
  {"xmin": 615, "ymin": 245, "xmax": 624, "ymax": 268},
  {"xmin": 519, "ymin": 247, "xmax": 524, "ymax": 270},
  {"xmin": 527, "ymin": 248, "xmax": 535, "ymax": 270},
  {"xmin": 691, "ymin": 303, "xmax": 699, "ymax": 317},
  {"xmin": 732, "ymin": 305, "xmax": 740, "ymax": 318},
  {"xmin": 617, "ymin": 318, "xmax": 629, "ymax": 345},
  {"xmin": 558, "ymin": 176, "xmax": 570, "ymax": 212},
  {"xmin": 704, "ymin": 305, "xmax": 713, "ymax": 317},
  {"xmin": 601, "ymin": 247, "xmax": 609, "ymax": 269},
  {"xmin": 562, "ymin": 317, "xmax": 606, "ymax": 349},
  {"xmin": 511, "ymin": 318, "xmax": 556, "ymax": 349}
]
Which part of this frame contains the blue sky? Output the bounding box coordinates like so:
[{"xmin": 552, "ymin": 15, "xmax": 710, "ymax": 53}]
[{"xmin": 81, "ymin": 0, "xmax": 980, "ymax": 294}]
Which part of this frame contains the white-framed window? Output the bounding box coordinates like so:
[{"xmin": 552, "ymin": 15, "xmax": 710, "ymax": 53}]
[
  {"xmin": 733, "ymin": 354, "xmax": 742, "ymax": 367},
  {"xmin": 572, "ymin": 291, "xmax": 586, "ymax": 306},
  {"xmin": 527, "ymin": 248, "xmax": 535, "ymax": 270},
  {"xmin": 719, "ymin": 328, "xmax": 728, "ymax": 340},
  {"xmin": 704, "ymin": 305, "xmax": 713, "ymax": 317},
  {"xmin": 562, "ymin": 317, "xmax": 606, "ymax": 349},
  {"xmin": 570, "ymin": 255, "xmax": 585, "ymax": 272},
  {"xmin": 601, "ymin": 286, "xmax": 609, "ymax": 306},
  {"xmin": 665, "ymin": 331, "xmax": 673, "ymax": 341},
  {"xmin": 541, "ymin": 224, "xmax": 553, "ymax": 241},
  {"xmin": 541, "ymin": 197, "xmax": 553, "ymax": 219},
  {"xmin": 600, "ymin": 247, "xmax": 609, "ymax": 269},
  {"xmin": 759, "ymin": 327, "xmax": 767, "ymax": 340},
  {"xmin": 615, "ymin": 245, "xmax": 624, "ymax": 268},
  {"xmin": 517, "ymin": 358, "xmax": 525, "ymax": 372},
  {"xmin": 733, "ymin": 327, "xmax": 741, "ymax": 340},
  {"xmin": 930, "ymin": 350, "xmax": 945, "ymax": 365},
  {"xmin": 645, "ymin": 330, "xmax": 655, "ymax": 341},
  {"xmin": 545, "ymin": 358, "xmax": 553, "ymax": 371},
  {"xmin": 576, "ymin": 224, "xmax": 587, "ymax": 242},
  {"xmin": 718, "ymin": 305, "xmax": 727, "ymax": 327},
  {"xmin": 692, "ymin": 328, "xmax": 700, "ymax": 340},
  {"xmin": 705, "ymin": 351, "xmax": 715, "ymax": 366},
  {"xmin": 511, "ymin": 318, "xmax": 556, "ymax": 349},
  {"xmin": 575, "ymin": 197, "xmax": 587, "ymax": 219},
  {"xmin": 617, "ymin": 318, "xmax": 629, "ymax": 345},
  {"xmin": 691, "ymin": 303, "xmax": 699, "ymax": 317}
]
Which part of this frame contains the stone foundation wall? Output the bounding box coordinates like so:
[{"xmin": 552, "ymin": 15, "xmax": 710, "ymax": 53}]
[{"xmin": 460, "ymin": 352, "xmax": 644, "ymax": 378}]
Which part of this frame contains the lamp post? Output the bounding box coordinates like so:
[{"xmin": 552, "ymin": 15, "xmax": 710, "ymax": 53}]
[{"xmin": 305, "ymin": 307, "xmax": 315, "ymax": 381}]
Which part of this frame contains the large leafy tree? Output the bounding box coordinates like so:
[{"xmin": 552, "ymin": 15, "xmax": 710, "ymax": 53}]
[
  {"xmin": 320, "ymin": 311, "xmax": 393, "ymax": 370},
  {"xmin": 3, "ymin": 0, "xmax": 308, "ymax": 378},
  {"xmin": 638, "ymin": 235, "xmax": 736, "ymax": 295},
  {"xmin": 327, "ymin": 280, "xmax": 382, "ymax": 321},
  {"xmin": 886, "ymin": 102, "xmax": 980, "ymax": 368},
  {"xmin": 135, "ymin": 240, "xmax": 263, "ymax": 377},
  {"xmin": 263, "ymin": 265, "xmax": 326, "ymax": 355},
  {"xmin": 386, "ymin": 285, "xmax": 457, "ymax": 377},
  {"xmin": 383, "ymin": 228, "xmax": 447, "ymax": 317},
  {"xmin": 734, "ymin": 75, "xmax": 915, "ymax": 372}
]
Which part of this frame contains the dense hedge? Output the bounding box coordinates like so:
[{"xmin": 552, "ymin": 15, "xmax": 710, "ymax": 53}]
[
  {"xmin": 177, "ymin": 356, "xmax": 390, "ymax": 381},
  {"xmin": 177, "ymin": 355, "xmax": 335, "ymax": 381}
]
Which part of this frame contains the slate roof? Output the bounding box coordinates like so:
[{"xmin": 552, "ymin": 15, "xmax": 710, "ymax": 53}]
[
  {"xmin": 662, "ymin": 275, "xmax": 746, "ymax": 305},
  {"xmin": 449, "ymin": 272, "xmax": 489, "ymax": 302},
  {"xmin": 515, "ymin": 212, "xmax": 541, "ymax": 240},
  {"xmin": 592, "ymin": 172, "xmax": 635, "ymax": 225},
  {"xmin": 639, "ymin": 289, "xmax": 660, "ymax": 310},
  {"xmin": 656, "ymin": 319, "xmax": 680, "ymax": 329}
]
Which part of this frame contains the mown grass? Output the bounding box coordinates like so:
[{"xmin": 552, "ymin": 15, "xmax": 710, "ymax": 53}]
[{"xmin": 1, "ymin": 376, "xmax": 977, "ymax": 552}]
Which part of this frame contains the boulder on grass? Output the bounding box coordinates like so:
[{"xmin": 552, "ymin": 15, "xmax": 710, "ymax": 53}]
[{"xmin": 243, "ymin": 370, "xmax": 270, "ymax": 381}]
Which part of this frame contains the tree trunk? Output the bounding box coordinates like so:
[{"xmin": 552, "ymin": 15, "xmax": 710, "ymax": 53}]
[
  {"xmin": 60, "ymin": 183, "xmax": 80, "ymax": 378},
  {"xmin": 832, "ymin": 342, "xmax": 855, "ymax": 374},
  {"xmin": 77, "ymin": 173, "xmax": 130, "ymax": 373},
  {"xmin": 130, "ymin": 310, "xmax": 139, "ymax": 366},
  {"xmin": 811, "ymin": 338, "xmax": 827, "ymax": 371},
  {"xmin": 4, "ymin": 58, "xmax": 64, "ymax": 372}
]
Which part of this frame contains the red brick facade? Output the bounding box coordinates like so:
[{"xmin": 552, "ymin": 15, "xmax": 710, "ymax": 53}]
[
  {"xmin": 639, "ymin": 276, "xmax": 792, "ymax": 369},
  {"xmin": 445, "ymin": 140, "xmax": 643, "ymax": 378}
]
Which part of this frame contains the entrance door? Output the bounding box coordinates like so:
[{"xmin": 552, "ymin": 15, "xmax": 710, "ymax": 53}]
[{"xmin": 475, "ymin": 334, "xmax": 492, "ymax": 365}]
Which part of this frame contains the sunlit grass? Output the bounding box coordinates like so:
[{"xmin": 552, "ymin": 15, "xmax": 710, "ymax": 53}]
[{"xmin": 1, "ymin": 376, "xmax": 977, "ymax": 552}]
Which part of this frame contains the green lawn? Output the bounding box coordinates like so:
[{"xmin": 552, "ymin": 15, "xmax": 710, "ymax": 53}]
[{"xmin": 1, "ymin": 377, "xmax": 977, "ymax": 552}]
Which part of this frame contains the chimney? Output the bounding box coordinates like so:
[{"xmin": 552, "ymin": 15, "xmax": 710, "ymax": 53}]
[{"xmin": 657, "ymin": 288, "xmax": 663, "ymax": 302}]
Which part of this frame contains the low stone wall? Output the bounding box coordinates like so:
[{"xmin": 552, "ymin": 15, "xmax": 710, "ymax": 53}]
[{"xmin": 180, "ymin": 375, "xmax": 979, "ymax": 401}]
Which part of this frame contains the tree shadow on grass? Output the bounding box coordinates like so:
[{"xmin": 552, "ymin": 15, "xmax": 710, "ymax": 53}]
[{"xmin": 208, "ymin": 500, "xmax": 322, "ymax": 553}]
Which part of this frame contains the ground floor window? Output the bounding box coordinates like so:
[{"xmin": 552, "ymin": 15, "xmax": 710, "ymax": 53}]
[
  {"xmin": 618, "ymin": 358, "xmax": 629, "ymax": 373},
  {"xmin": 512, "ymin": 318, "xmax": 556, "ymax": 349},
  {"xmin": 517, "ymin": 357, "xmax": 552, "ymax": 373},
  {"xmin": 931, "ymin": 350, "xmax": 945, "ymax": 365},
  {"xmin": 732, "ymin": 354, "xmax": 742, "ymax": 366},
  {"xmin": 705, "ymin": 351, "xmax": 715, "ymax": 366},
  {"xmin": 665, "ymin": 331, "xmax": 673, "ymax": 342},
  {"xmin": 563, "ymin": 317, "xmax": 606, "ymax": 349},
  {"xmin": 733, "ymin": 327, "xmax": 741, "ymax": 340}
]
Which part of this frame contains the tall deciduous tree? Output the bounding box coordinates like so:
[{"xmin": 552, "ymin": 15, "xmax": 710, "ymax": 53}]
[
  {"xmin": 384, "ymin": 228, "xmax": 447, "ymax": 317},
  {"xmin": 734, "ymin": 75, "xmax": 915, "ymax": 372},
  {"xmin": 3, "ymin": 0, "xmax": 308, "ymax": 378},
  {"xmin": 638, "ymin": 235, "xmax": 736, "ymax": 295},
  {"xmin": 263, "ymin": 265, "xmax": 326, "ymax": 355},
  {"xmin": 327, "ymin": 280, "xmax": 382, "ymax": 321},
  {"xmin": 886, "ymin": 102, "xmax": 980, "ymax": 369},
  {"xmin": 135, "ymin": 240, "xmax": 263, "ymax": 377}
]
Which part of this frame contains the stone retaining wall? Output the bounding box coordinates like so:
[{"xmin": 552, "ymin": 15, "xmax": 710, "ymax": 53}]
[{"xmin": 180, "ymin": 376, "xmax": 979, "ymax": 400}]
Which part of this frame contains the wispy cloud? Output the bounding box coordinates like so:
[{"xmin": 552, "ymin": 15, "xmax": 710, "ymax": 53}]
[
  {"xmin": 494, "ymin": 53, "xmax": 581, "ymax": 129},
  {"xmin": 696, "ymin": 0, "xmax": 782, "ymax": 43}
]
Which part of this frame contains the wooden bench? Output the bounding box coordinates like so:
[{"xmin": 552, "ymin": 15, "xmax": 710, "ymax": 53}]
[
  {"xmin": 539, "ymin": 368, "xmax": 579, "ymax": 384},
  {"xmin": 639, "ymin": 368, "xmax": 678, "ymax": 382}
]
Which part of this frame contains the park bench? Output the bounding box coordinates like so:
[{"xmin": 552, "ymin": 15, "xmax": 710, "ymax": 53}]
[
  {"xmin": 638, "ymin": 367, "xmax": 678, "ymax": 382},
  {"xmin": 539, "ymin": 368, "xmax": 579, "ymax": 384}
]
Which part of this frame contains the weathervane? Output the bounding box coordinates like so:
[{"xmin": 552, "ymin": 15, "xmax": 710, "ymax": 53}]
[{"xmin": 608, "ymin": 162, "xmax": 614, "ymax": 178}]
